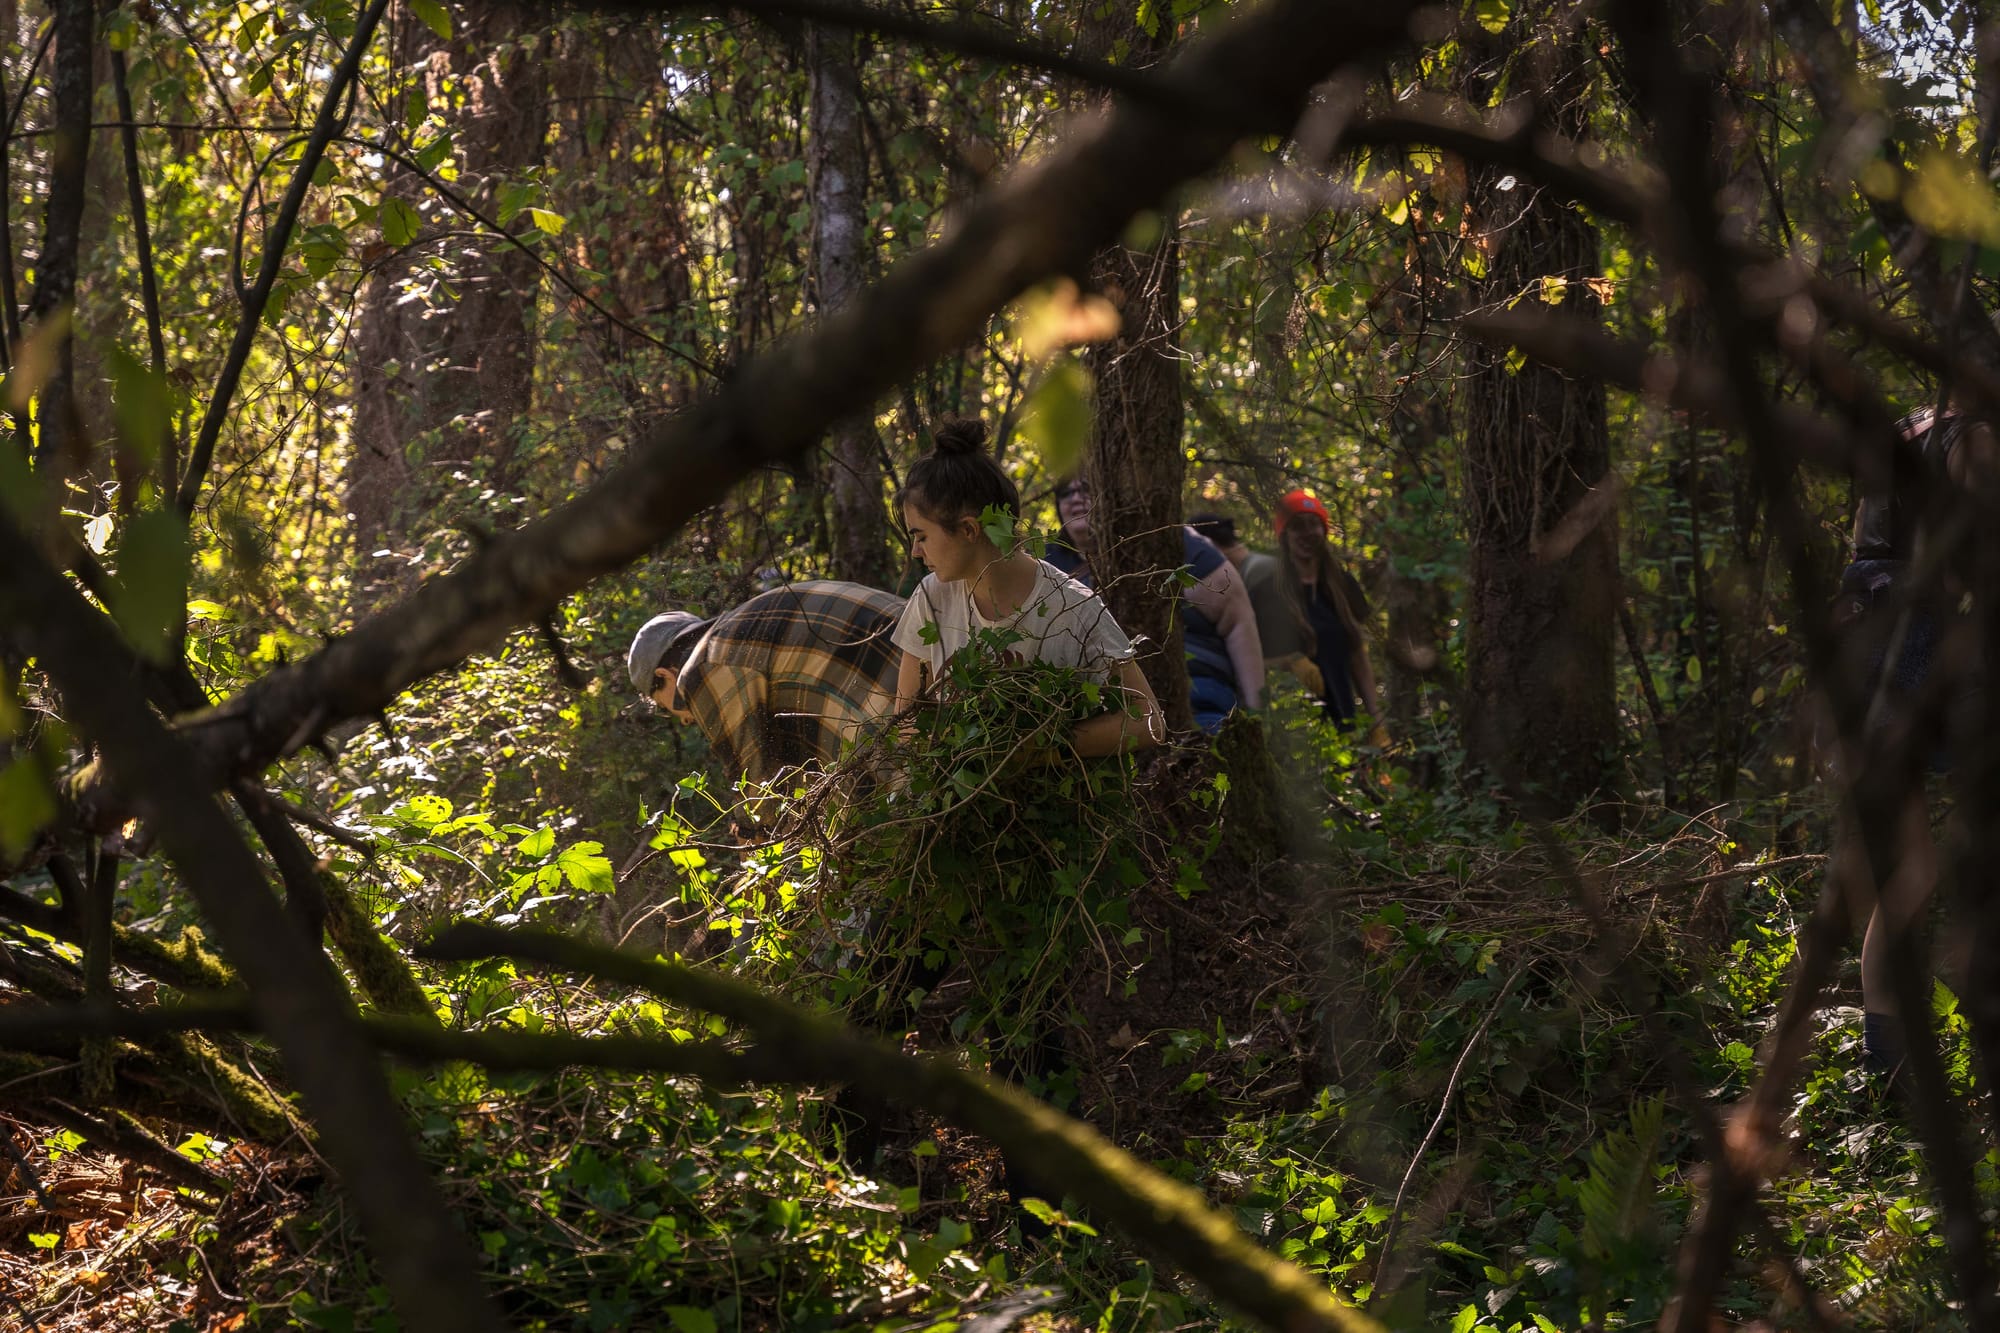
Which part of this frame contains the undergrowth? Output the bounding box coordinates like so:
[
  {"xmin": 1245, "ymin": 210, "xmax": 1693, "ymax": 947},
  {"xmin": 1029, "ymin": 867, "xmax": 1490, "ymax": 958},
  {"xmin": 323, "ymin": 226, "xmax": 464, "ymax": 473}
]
[{"xmin": 9, "ymin": 634, "xmax": 1994, "ymax": 1332}]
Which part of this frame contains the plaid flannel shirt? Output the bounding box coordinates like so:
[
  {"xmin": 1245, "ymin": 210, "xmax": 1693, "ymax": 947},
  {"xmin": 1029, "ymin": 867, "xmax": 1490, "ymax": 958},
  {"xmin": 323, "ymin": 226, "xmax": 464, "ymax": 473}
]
[{"xmin": 674, "ymin": 581, "xmax": 904, "ymax": 782}]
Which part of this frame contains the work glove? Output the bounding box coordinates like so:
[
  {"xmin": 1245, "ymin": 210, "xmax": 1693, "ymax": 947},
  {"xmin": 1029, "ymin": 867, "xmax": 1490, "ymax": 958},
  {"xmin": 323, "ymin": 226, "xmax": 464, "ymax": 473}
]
[{"xmin": 1288, "ymin": 655, "xmax": 1325, "ymax": 697}]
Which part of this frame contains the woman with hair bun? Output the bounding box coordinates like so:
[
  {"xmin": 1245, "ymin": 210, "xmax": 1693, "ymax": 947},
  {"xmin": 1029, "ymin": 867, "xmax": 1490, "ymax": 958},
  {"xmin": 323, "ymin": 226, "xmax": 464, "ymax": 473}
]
[{"xmin": 891, "ymin": 417, "xmax": 1162, "ymax": 756}]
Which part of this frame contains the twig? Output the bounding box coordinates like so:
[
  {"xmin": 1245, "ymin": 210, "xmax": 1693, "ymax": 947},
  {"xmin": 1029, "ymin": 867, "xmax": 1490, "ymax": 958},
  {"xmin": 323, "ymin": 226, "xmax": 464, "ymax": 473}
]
[
  {"xmin": 537, "ymin": 615, "xmax": 589, "ymax": 690},
  {"xmin": 0, "ymin": 1115, "xmax": 55, "ymax": 1210},
  {"xmin": 1377, "ymin": 962, "xmax": 1527, "ymax": 1275},
  {"xmin": 1618, "ymin": 601, "xmax": 1676, "ymax": 809},
  {"xmin": 107, "ymin": 50, "xmax": 173, "ymax": 496},
  {"xmin": 651, "ymin": 0, "xmax": 1188, "ymax": 111},
  {"xmin": 20, "ymin": 1098, "xmax": 225, "ymax": 1198},
  {"xmin": 269, "ymin": 794, "xmax": 376, "ymax": 855},
  {"xmin": 337, "ymin": 134, "xmax": 720, "ymax": 380},
  {"xmin": 1645, "ymin": 853, "xmax": 1827, "ymax": 895},
  {"xmin": 0, "ymin": 19, "xmax": 53, "ymax": 356}
]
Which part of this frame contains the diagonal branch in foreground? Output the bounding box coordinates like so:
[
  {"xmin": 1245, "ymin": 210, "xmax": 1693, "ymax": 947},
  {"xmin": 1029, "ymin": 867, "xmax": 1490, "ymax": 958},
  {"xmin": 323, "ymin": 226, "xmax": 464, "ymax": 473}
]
[
  {"xmin": 0, "ymin": 513, "xmax": 506, "ymax": 1333},
  {"xmin": 418, "ymin": 921, "xmax": 1380, "ymax": 1333},
  {"xmin": 0, "ymin": 959, "xmax": 1381, "ymax": 1333},
  {"xmin": 66, "ymin": 0, "xmax": 1425, "ymax": 832}
]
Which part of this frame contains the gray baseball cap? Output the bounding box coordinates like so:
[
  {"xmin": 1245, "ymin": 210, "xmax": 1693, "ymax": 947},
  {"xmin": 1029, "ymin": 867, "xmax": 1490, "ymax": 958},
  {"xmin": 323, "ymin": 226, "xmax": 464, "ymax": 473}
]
[{"xmin": 627, "ymin": 612, "xmax": 708, "ymax": 696}]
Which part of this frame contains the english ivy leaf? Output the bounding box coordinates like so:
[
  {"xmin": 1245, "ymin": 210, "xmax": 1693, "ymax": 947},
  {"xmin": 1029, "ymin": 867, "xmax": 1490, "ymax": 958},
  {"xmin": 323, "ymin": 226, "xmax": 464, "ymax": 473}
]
[{"xmin": 408, "ymin": 0, "xmax": 452, "ymax": 41}]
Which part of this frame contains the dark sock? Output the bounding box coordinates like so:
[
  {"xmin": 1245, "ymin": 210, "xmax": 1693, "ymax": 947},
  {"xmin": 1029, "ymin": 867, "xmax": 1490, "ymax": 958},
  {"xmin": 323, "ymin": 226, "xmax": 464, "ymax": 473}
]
[{"xmin": 1863, "ymin": 1011, "xmax": 1904, "ymax": 1077}]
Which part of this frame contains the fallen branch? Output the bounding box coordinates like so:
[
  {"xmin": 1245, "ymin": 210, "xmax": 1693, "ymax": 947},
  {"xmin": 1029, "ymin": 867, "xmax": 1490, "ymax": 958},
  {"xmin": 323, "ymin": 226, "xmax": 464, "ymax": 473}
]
[{"xmin": 420, "ymin": 921, "xmax": 1382, "ymax": 1333}]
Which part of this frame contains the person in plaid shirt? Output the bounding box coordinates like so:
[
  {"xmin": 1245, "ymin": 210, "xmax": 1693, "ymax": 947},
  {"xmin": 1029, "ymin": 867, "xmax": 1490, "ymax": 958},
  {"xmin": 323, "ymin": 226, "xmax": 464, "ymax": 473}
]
[{"xmin": 628, "ymin": 581, "xmax": 904, "ymax": 783}]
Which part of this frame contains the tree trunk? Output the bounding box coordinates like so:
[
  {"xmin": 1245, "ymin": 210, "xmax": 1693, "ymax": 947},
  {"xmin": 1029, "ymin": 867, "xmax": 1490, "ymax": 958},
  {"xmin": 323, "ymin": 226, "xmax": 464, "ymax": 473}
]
[
  {"xmin": 348, "ymin": 2, "xmax": 547, "ymax": 554},
  {"xmin": 1461, "ymin": 28, "xmax": 1618, "ymax": 810},
  {"xmin": 25, "ymin": 0, "xmax": 94, "ymax": 473},
  {"xmin": 1084, "ymin": 217, "xmax": 1192, "ymax": 732},
  {"xmin": 808, "ymin": 23, "xmax": 889, "ymax": 588}
]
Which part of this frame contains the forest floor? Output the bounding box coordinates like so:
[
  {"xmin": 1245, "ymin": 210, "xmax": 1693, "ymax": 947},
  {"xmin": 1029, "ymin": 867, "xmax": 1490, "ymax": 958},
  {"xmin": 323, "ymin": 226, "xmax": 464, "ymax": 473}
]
[{"xmin": 1, "ymin": 667, "xmax": 1990, "ymax": 1332}]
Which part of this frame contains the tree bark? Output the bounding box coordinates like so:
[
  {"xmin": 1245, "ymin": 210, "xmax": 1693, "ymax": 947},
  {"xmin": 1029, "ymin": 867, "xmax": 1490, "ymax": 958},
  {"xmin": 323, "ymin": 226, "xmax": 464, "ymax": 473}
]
[
  {"xmin": 348, "ymin": 2, "xmax": 548, "ymax": 553},
  {"xmin": 1461, "ymin": 23, "xmax": 1619, "ymax": 810},
  {"xmin": 809, "ymin": 23, "xmax": 891, "ymax": 588},
  {"xmin": 25, "ymin": 0, "xmax": 94, "ymax": 472},
  {"xmin": 1085, "ymin": 218, "xmax": 1192, "ymax": 732},
  {"xmin": 1079, "ymin": 17, "xmax": 1190, "ymax": 731}
]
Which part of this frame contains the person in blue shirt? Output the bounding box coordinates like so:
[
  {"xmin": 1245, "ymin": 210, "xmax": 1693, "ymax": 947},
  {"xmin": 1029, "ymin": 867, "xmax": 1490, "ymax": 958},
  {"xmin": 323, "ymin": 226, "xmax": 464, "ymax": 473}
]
[{"xmin": 1046, "ymin": 476, "xmax": 1262, "ymax": 731}]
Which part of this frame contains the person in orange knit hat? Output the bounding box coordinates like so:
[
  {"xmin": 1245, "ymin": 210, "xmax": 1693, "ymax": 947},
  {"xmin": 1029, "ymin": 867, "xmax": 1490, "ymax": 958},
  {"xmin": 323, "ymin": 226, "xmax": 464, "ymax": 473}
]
[{"xmin": 1275, "ymin": 489, "xmax": 1386, "ymax": 742}]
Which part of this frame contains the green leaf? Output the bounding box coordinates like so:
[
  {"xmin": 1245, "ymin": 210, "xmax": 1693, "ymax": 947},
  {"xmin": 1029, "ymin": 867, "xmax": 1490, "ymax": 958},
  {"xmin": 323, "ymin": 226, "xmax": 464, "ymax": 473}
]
[
  {"xmin": 555, "ymin": 841, "xmax": 614, "ymax": 894},
  {"xmin": 235, "ymin": 10, "xmax": 271, "ymax": 53},
  {"xmin": 110, "ymin": 345, "xmax": 171, "ymax": 477},
  {"xmin": 1473, "ymin": 0, "xmax": 1511, "ymax": 34},
  {"xmin": 526, "ymin": 207, "xmax": 567, "ymax": 235},
  {"xmin": 27, "ymin": 1231, "xmax": 57, "ymax": 1251},
  {"xmin": 516, "ymin": 825, "xmax": 555, "ymax": 858},
  {"xmin": 408, "ymin": 0, "xmax": 452, "ymax": 41},
  {"xmin": 665, "ymin": 1307, "xmax": 716, "ymax": 1333},
  {"xmin": 108, "ymin": 508, "xmax": 190, "ymax": 663},
  {"xmin": 1017, "ymin": 358, "xmax": 1093, "ymax": 479},
  {"xmin": 1577, "ymin": 1095, "xmax": 1665, "ymax": 1262},
  {"xmin": 1903, "ymin": 149, "xmax": 2000, "ymax": 247},
  {"xmin": 0, "ymin": 756, "xmax": 56, "ymax": 859},
  {"xmin": 379, "ymin": 196, "xmax": 421, "ymax": 248}
]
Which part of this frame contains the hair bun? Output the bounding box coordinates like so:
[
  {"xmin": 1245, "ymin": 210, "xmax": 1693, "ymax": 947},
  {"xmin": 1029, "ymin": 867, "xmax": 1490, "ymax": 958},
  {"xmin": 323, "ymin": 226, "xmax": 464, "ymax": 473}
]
[{"xmin": 933, "ymin": 417, "xmax": 987, "ymax": 456}]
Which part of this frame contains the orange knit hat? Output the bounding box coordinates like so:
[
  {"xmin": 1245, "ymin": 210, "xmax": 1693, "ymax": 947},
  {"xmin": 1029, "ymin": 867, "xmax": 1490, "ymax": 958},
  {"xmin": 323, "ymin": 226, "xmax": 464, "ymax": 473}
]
[{"xmin": 1275, "ymin": 488, "xmax": 1330, "ymax": 537}]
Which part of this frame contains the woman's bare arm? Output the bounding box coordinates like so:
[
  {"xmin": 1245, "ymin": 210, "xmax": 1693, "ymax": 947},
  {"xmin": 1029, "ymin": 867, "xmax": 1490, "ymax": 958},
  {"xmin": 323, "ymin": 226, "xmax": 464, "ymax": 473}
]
[{"xmin": 1068, "ymin": 658, "xmax": 1164, "ymax": 756}]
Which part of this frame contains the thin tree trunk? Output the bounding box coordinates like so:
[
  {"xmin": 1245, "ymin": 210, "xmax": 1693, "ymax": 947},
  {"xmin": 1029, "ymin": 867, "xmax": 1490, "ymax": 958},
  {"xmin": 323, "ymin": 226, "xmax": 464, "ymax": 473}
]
[
  {"xmin": 809, "ymin": 23, "xmax": 889, "ymax": 588},
  {"xmin": 1085, "ymin": 217, "xmax": 1192, "ymax": 732},
  {"xmin": 25, "ymin": 0, "xmax": 93, "ymax": 473},
  {"xmin": 1077, "ymin": 15, "xmax": 1190, "ymax": 731},
  {"xmin": 348, "ymin": 2, "xmax": 547, "ymax": 553},
  {"xmin": 1461, "ymin": 19, "xmax": 1619, "ymax": 810}
]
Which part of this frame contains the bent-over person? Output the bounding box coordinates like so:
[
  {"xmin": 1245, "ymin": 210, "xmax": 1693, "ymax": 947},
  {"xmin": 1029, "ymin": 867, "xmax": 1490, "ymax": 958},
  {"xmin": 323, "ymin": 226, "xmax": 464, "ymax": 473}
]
[{"xmin": 628, "ymin": 580, "xmax": 904, "ymax": 784}]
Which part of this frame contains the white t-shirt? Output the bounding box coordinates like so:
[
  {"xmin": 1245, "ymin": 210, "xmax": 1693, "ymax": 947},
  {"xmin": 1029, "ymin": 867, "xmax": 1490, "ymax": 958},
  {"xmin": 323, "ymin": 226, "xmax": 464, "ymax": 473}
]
[{"xmin": 893, "ymin": 558, "xmax": 1135, "ymax": 684}]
